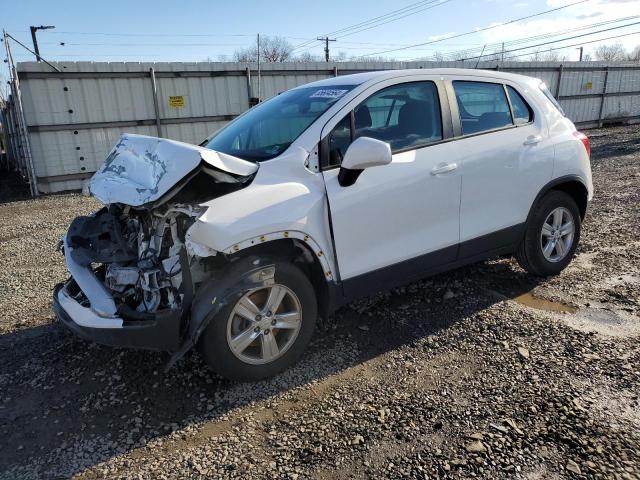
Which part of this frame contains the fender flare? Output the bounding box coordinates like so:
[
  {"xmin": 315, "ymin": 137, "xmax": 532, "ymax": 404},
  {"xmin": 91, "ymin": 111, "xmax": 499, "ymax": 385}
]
[
  {"xmin": 525, "ymin": 174, "xmax": 589, "ymax": 227},
  {"xmin": 223, "ymin": 230, "xmax": 335, "ymax": 281},
  {"xmin": 165, "ymin": 256, "xmax": 277, "ymax": 370}
]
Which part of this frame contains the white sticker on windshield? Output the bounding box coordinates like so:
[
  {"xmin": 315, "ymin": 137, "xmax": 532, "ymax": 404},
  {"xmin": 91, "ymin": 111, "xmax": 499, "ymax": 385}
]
[{"xmin": 310, "ymin": 89, "xmax": 349, "ymax": 99}]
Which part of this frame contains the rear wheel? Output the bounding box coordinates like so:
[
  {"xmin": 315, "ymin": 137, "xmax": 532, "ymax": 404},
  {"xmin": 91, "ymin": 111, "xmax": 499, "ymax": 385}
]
[
  {"xmin": 516, "ymin": 190, "xmax": 581, "ymax": 276},
  {"xmin": 199, "ymin": 261, "xmax": 317, "ymax": 381}
]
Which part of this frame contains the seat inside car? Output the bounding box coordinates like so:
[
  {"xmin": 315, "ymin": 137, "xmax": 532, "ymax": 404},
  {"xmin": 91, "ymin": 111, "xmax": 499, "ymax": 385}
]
[{"xmin": 354, "ymin": 105, "xmax": 372, "ymax": 129}]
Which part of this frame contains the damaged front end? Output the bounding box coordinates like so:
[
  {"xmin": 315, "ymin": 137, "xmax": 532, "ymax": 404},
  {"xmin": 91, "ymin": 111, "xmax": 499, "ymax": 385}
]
[{"xmin": 53, "ymin": 134, "xmax": 258, "ymax": 354}]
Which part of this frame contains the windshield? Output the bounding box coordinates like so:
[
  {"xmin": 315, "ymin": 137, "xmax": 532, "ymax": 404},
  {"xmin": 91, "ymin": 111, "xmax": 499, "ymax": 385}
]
[{"xmin": 204, "ymin": 85, "xmax": 355, "ymax": 162}]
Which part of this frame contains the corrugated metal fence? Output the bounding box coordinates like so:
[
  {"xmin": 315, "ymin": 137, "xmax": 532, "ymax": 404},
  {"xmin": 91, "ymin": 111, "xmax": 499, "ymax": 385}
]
[{"xmin": 3, "ymin": 60, "xmax": 640, "ymax": 194}]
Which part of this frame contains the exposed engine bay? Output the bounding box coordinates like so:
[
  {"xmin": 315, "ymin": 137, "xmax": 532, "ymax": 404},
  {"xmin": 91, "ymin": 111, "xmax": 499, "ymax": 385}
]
[{"xmin": 66, "ymin": 204, "xmax": 210, "ymax": 317}]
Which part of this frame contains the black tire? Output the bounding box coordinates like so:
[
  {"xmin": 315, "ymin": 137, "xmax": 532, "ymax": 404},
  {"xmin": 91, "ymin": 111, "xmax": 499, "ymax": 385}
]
[
  {"xmin": 516, "ymin": 190, "xmax": 581, "ymax": 277},
  {"xmin": 199, "ymin": 261, "xmax": 317, "ymax": 381}
]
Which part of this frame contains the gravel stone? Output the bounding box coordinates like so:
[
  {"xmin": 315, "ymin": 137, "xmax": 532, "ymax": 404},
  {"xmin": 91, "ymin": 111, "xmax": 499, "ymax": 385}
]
[{"xmin": 0, "ymin": 124, "xmax": 639, "ymax": 479}]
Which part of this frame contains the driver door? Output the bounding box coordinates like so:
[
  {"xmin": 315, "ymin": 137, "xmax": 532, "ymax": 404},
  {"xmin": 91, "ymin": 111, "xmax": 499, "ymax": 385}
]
[{"xmin": 321, "ymin": 80, "xmax": 462, "ymax": 298}]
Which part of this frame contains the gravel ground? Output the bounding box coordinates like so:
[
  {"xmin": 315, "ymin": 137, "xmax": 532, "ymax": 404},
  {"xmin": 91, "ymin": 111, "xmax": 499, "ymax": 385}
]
[{"xmin": 0, "ymin": 124, "xmax": 638, "ymax": 479}]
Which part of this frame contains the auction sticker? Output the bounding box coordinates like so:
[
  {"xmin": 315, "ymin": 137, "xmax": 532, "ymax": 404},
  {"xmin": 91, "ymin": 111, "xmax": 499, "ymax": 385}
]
[{"xmin": 310, "ymin": 89, "xmax": 349, "ymax": 99}]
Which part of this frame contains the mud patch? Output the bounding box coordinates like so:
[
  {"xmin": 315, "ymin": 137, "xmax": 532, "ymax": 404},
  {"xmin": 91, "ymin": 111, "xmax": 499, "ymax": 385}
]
[{"xmin": 513, "ymin": 293, "xmax": 577, "ymax": 314}]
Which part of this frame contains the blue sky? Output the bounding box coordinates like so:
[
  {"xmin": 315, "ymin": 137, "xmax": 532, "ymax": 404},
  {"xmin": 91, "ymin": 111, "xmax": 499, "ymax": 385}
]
[{"xmin": 2, "ymin": 0, "xmax": 640, "ymax": 86}]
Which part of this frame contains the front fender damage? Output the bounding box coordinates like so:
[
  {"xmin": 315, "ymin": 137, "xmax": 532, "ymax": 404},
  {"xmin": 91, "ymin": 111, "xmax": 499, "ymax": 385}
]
[{"xmin": 166, "ymin": 256, "xmax": 276, "ymax": 370}]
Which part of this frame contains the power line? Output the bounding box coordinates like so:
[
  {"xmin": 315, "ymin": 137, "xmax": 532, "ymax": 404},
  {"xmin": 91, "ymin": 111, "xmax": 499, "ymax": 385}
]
[
  {"xmin": 335, "ymin": 0, "xmax": 453, "ymax": 40},
  {"xmin": 459, "ymin": 20, "xmax": 640, "ymax": 61},
  {"xmin": 431, "ymin": 14, "xmax": 640, "ymax": 60},
  {"xmin": 291, "ymin": 0, "xmax": 449, "ymax": 52},
  {"xmin": 291, "ymin": 0, "xmax": 438, "ymax": 50},
  {"xmin": 362, "ymin": 0, "xmax": 592, "ymax": 57},
  {"xmin": 500, "ymin": 29, "xmax": 640, "ymax": 61},
  {"xmin": 42, "ymin": 42, "xmax": 249, "ymax": 47},
  {"xmin": 294, "ymin": 0, "xmax": 453, "ymax": 56}
]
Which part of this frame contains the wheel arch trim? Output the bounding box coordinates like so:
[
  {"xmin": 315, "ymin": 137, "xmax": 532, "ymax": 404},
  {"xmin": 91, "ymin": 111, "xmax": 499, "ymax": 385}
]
[
  {"xmin": 224, "ymin": 230, "xmax": 335, "ymax": 281},
  {"xmin": 526, "ymin": 175, "xmax": 589, "ymax": 226}
]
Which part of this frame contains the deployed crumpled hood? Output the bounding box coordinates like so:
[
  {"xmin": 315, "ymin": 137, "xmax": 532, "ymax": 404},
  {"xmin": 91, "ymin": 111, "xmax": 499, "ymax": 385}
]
[{"xmin": 88, "ymin": 134, "xmax": 258, "ymax": 206}]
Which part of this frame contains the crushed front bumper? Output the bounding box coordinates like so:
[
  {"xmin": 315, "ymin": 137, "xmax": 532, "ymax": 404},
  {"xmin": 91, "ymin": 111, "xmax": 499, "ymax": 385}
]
[
  {"xmin": 53, "ymin": 232, "xmax": 183, "ymax": 352},
  {"xmin": 53, "ymin": 281, "xmax": 182, "ymax": 352}
]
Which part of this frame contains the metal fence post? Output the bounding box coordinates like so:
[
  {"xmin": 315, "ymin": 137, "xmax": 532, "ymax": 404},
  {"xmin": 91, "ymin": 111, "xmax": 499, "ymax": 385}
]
[
  {"xmin": 598, "ymin": 66, "xmax": 610, "ymax": 128},
  {"xmin": 149, "ymin": 67, "xmax": 163, "ymax": 138},
  {"xmin": 245, "ymin": 67, "xmax": 253, "ymax": 106},
  {"xmin": 555, "ymin": 64, "xmax": 564, "ymax": 99},
  {"xmin": 4, "ymin": 33, "xmax": 38, "ymax": 197}
]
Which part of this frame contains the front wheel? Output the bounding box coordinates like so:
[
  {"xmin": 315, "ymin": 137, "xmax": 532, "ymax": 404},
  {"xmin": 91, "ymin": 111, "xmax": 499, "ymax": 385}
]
[
  {"xmin": 516, "ymin": 190, "xmax": 581, "ymax": 277},
  {"xmin": 199, "ymin": 261, "xmax": 317, "ymax": 381}
]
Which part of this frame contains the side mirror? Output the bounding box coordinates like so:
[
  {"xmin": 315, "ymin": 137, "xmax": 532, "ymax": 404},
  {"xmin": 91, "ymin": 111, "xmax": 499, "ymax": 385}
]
[{"xmin": 338, "ymin": 137, "xmax": 392, "ymax": 187}]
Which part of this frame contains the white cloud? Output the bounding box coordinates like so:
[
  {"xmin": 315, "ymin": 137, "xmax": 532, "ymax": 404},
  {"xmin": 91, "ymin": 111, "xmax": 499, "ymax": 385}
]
[{"xmin": 473, "ymin": 0, "xmax": 640, "ymax": 60}]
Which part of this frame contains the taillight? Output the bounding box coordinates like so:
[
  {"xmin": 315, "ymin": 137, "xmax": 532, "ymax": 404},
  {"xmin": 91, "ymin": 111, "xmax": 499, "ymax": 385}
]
[{"xmin": 573, "ymin": 131, "xmax": 590, "ymax": 158}]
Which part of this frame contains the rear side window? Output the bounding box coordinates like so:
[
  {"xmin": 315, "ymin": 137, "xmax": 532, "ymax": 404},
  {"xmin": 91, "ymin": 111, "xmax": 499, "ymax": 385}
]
[
  {"xmin": 539, "ymin": 82, "xmax": 565, "ymax": 116},
  {"xmin": 506, "ymin": 86, "xmax": 533, "ymax": 124},
  {"xmin": 453, "ymin": 81, "xmax": 512, "ymax": 135}
]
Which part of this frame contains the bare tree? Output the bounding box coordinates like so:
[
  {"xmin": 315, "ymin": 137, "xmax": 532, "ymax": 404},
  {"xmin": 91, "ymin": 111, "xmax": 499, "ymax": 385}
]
[
  {"xmin": 594, "ymin": 43, "xmax": 628, "ymax": 61},
  {"xmin": 527, "ymin": 49, "xmax": 565, "ymax": 62},
  {"xmin": 448, "ymin": 51, "xmax": 468, "ymax": 61},
  {"xmin": 261, "ymin": 36, "xmax": 293, "ymax": 62},
  {"xmin": 295, "ymin": 52, "xmax": 322, "ymax": 62},
  {"xmin": 349, "ymin": 55, "xmax": 398, "ymax": 63},
  {"xmin": 334, "ymin": 51, "xmax": 348, "ymax": 62},
  {"xmin": 629, "ymin": 45, "xmax": 640, "ymax": 61},
  {"xmin": 233, "ymin": 35, "xmax": 294, "ymax": 63},
  {"xmin": 542, "ymin": 50, "xmax": 561, "ymax": 62}
]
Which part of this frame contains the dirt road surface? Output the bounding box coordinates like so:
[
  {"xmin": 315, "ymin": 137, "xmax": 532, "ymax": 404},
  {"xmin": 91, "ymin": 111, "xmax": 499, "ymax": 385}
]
[{"xmin": 0, "ymin": 125, "xmax": 638, "ymax": 479}]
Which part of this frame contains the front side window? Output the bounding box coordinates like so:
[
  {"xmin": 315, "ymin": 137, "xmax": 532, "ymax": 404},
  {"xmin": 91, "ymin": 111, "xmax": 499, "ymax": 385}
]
[
  {"xmin": 355, "ymin": 81, "xmax": 443, "ymax": 152},
  {"xmin": 507, "ymin": 86, "xmax": 533, "ymax": 125},
  {"xmin": 205, "ymin": 85, "xmax": 355, "ymax": 162},
  {"xmin": 453, "ymin": 81, "xmax": 512, "ymax": 135},
  {"xmin": 326, "ymin": 81, "xmax": 443, "ymax": 165}
]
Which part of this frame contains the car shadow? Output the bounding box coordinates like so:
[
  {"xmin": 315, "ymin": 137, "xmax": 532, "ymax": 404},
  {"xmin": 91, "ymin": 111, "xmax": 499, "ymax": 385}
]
[{"xmin": 0, "ymin": 258, "xmax": 543, "ymax": 479}]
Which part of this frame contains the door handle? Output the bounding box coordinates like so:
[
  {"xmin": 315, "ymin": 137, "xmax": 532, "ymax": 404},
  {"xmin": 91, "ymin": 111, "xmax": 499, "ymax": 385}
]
[
  {"xmin": 523, "ymin": 135, "xmax": 542, "ymax": 146},
  {"xmin": 430, "ymin": 162, "xmax": 458, "ymax": 175}
]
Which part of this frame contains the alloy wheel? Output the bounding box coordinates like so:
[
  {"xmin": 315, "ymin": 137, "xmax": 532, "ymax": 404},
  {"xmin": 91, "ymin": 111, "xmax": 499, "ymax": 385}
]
[
  {"xmin": 226, "ymin": 284, "xmax": 303, "ymax": 365},
  {"xmin": 540, "ymin": 207, "xmax": 575, "ymax": 263}
]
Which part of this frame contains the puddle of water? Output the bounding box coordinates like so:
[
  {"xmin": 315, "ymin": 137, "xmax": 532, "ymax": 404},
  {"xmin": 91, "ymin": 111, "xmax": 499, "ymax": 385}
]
[{"xmin": 513, "ymin": 293, "xmax": 577, "ymax": 314}]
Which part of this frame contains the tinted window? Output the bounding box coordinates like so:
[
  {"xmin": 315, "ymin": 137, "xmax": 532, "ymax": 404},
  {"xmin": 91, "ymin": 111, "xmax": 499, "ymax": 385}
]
[
  {"xmin": 205, "ymin": 85, "xmax": 355, "ymax": 162},
  {"xmin": 507, "ymin": 86, "xmax": 532, "ymax": 124},
  {"xmin": 355, "ymin": 81, "xmax": 442, "ymax": 152},
  {"xmin": 328, "ymin": 114, "xmax": 352, "ymax": 168},
  {"xmin": 453, "ymin": 81, "xmax": 512, "ymax": 135}
]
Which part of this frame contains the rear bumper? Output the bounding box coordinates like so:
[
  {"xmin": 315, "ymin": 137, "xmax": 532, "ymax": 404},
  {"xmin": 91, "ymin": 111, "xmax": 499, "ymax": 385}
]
[{"xmin": 53, "ymin": 280, "xmax": 182, "ymax": 352}]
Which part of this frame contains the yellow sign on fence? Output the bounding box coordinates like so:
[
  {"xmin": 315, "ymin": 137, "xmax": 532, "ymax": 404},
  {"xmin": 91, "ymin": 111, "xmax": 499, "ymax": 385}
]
[{"xmin": 168, "ymin": 95, "xmax": 185, "ymax": 108}]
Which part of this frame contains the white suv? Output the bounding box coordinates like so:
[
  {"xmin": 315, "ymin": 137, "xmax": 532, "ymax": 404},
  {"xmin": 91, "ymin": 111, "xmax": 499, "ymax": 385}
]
[{"xmin": 54, "ymin": 69, "xmax": 593, "ymax": 380}]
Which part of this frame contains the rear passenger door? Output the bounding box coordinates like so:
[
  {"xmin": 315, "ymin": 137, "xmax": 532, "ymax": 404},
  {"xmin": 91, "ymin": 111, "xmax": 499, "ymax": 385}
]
[
  {"xmin": 449, "ymin": 79, "xmax": 554, "ymax": 257},
  {"xmin": 322, "ymin": 80, "xmax": 461, "ymax": 297}
]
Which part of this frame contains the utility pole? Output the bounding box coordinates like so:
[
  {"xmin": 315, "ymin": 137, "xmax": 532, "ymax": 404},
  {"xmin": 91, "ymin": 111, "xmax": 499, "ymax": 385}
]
[
  {"xmin": 577, "ymin": 46, "xmax": 584, "ymax": 61},
  {"xmin": 317, "ymin": 36, "xmax": 336, "ymax": 62},
  {"xmin": 501, "ymin": 42, "xmax": 505, "ymax": 62},
  {"xmin": 29, "ymin": 25, "xmax": 55, "ymax": 62}
]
